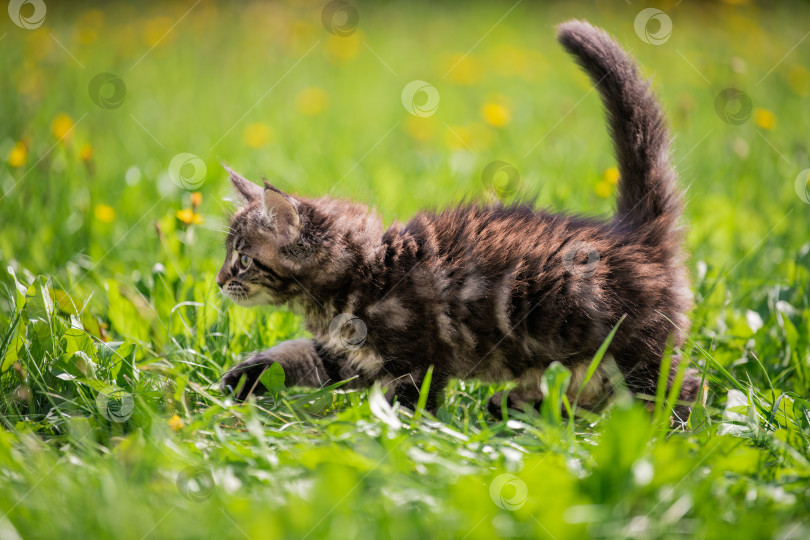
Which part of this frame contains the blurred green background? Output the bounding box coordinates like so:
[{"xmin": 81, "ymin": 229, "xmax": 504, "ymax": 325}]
[
  {"xmin": 2, "ymin": 0, "xmax": 808, "ymax": 280},
  {"xmin": 1, "ymin": 1, "xmax": 810, "ymax": 539}
]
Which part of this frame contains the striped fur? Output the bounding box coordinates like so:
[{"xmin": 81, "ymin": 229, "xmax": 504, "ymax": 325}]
[{"xmin": 218, "ymin": 20, "xmax": 700, "ymax": 421}]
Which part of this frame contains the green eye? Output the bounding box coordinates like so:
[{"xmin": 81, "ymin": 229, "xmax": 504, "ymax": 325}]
[{"xmin": 239, "ymin": 254, "xmax": 252, "ymax": 268}]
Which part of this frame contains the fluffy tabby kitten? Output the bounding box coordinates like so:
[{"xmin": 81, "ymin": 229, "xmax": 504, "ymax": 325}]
[{"xmin": 217, "ymin": 20, "xmax": 700, "ymax": 422}]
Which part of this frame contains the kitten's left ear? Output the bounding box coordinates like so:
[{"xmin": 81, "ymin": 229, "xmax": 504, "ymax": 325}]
[
  {"xmin": 262, "ymin": 181, "xmax": 301, "ymax": 243},
  {"xmin": 224, "ymin": 165, "xmax": 262, "ymax": 202}
]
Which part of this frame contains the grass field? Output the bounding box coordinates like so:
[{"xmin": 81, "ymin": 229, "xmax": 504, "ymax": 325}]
[{"xmin": 2, "ymin": 1, "xmax": 810, "ymax": 538}]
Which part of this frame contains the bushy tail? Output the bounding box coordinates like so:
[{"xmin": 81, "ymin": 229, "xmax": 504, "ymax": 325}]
[{"xmin": 557, "ymin": 20, "xmax": 682, "ymax": 244}]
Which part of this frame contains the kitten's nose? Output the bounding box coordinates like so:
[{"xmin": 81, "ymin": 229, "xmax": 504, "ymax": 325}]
[{"xmin": 216, "ymin": 270, "xmax": 228, "ymax": 289}]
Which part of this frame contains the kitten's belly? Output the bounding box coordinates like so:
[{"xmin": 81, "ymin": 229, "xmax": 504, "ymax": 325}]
[{"xmin": 455, "ymin": 324, "xmax": 589, "ymax": 383}]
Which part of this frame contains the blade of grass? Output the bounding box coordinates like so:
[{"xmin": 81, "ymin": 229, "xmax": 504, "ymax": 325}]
[
  {"xmin": 411, "ymin": 365, "xmax": 434, "ymax": 426},
  {"xmin": 569, "ymin": 315, "xmax": 625, "ymax": 434},
  {"xmin": 653, "ymin": 340, "xmax": 674, "ymax": 427}
]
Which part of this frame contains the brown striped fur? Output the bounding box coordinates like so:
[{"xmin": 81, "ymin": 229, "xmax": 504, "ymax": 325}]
[{"xmin": 218, "ymin": 20, "xmax": 700, "ymax": 422}]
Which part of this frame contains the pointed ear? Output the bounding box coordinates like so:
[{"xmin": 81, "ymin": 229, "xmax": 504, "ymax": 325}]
[
  {"xmin": 262, "ymin": 181, "xmax": 301, "ymax": 243},
  {"xmin": 224, "ymin": 165, "xmax": 262, "ymax": 202}
]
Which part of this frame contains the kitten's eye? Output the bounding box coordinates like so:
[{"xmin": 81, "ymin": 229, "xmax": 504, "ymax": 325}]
[{"xmin": 239, "ymin": 254, "xmax": 252, "ymax": 268}]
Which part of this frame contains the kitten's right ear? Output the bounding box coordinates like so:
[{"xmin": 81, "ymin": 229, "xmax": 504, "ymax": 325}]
[{"xmin": 224, "ymin": 165, "xmax": 262, "ymax": 202}]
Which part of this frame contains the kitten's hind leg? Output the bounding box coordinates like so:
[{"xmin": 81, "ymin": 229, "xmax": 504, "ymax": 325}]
[
  {"xmin": 221, "ymin": 339, "xmax": 334, "ymax": 400},
  {"xmin": 487, "ymin": 363, "xmax": 614, "ymax": 421},
  {"xmin": 614, "ymin": 351, "xmax": 702, "ymax": 426}
]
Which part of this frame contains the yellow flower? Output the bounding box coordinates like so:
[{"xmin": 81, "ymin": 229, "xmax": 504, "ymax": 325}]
[
  {"xmin": 94, "ymin": 204, "xmax": 115, "ymax": 223},
  {"xmin": 295, "ymin": 87, "xmax": 329, "ymax": 116},
  {"xmin": 26, "ymin": 29, "xmax": 52, "ymax": 62},
  {"xmin": 595, "ymin": 181, "xmax": 612, "ymax": 198},
  {"xmin": 442, "ymin": 53, "xmax": 482, "ymax": 85},
  {"xmin": 143, "ymin": 17, "xmax": 174, "ymax": 48},
  {"xmin": 190, "ymin": 191, "xmax": 202, "ymax": 209},
  {"xmin": 325, "ymin": 32, "xmax": 362, "ymax": 62},
  {"xmin": 77, "ymin": 10, "xmax": 104, "ymax": 45},
  {"xmin": 51, "ymin": 114, "xmax": 75, "ymax": 141},
  {"xmin": 243, "ymin": 122, "xmax": 273, "ymax": 148},
  {"xmin": 176, "ymin": 208, "xmax": 203, "ymax": 225},
  {"xmin": 18, "ymin": 69, "xmax": 44, "ymax": 100},
  {"xmin": 604, "ymin": 166, "xmax": 620, "ymax": 185},
  {"xmin": 7, "ymin": 142, "xmax": 27, "ymax": 168},
  {"xmin": 443, "ymin": 123, "xmax": 492, "ymax": 152},
  {"xmin": 79, "ymin": 143, "xmax": 93, "ymax": 162},
  {"xmin": 405, "ymin": 116, "xmax": 437, "ymax": 142},
  {"xmin": 289, "ymin": 20, "xmax": 320, "ymax": 46},
  {"xmin": 168, "ymin": 414, "xmax": 184, "ymax": 432},
  {"xmin": 481, "ymin": 102, "xmax": 511, "ymax": 128},
  {"xmin": 787, "ymin": 65, "xmax": 809, "ymax": 97},
  {"xmin": 753, "ymin": 108, "xmax": 776, "ymax": 130}
]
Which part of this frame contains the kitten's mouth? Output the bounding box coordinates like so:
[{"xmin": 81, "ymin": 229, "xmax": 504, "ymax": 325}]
[{"xmin": 224, "ymin": 285, "xmax": 266, "ymax": 307}]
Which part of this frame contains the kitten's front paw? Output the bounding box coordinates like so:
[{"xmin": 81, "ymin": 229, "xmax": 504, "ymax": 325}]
[
  {"xmin": 221, "ymin": 355, "xmax": 273, "ymax": 401},
  {"xmin": 487, "ymin": 390, "xmax": 542, "ymax": 420}
]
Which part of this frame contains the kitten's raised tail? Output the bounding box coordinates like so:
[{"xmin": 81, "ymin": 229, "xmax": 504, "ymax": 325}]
[{"xmin": 557, "ymin": 20, "xmax": 681, "ymax": 244}]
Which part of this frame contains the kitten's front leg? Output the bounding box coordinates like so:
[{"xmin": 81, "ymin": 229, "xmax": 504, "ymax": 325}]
[
  {"xmin": 221, "ymin": 339, "xmax": 332, "ymax": 400},
  {"xmin": 391, "ymin": 369, "xmax": 449, "ymax": 413}
]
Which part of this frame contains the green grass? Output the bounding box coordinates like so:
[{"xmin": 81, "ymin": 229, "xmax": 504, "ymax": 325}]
[{"xmin": 2, "ymin": 1, "xmax": 810, "ymax": 538}]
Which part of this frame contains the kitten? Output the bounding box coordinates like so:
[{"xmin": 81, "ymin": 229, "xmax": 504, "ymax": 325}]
[{"xmin": 217, "ymin": 20, "xmax": 700, "ymax": 422}]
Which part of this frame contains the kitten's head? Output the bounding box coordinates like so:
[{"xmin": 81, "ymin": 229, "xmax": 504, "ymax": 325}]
[{"xmin": 216, "ymin": 166, "xmax": 311, "ymax": 307}]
